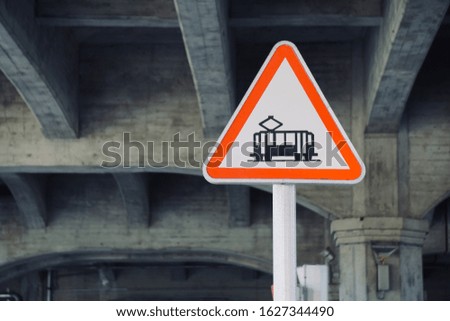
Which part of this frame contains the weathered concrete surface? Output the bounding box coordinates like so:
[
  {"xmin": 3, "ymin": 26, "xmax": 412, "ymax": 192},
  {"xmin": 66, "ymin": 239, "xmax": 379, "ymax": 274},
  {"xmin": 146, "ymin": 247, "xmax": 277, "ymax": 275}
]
[
  {"xmin": 230, "ymin": 0, "xmax": 381, "ymax": 18},
  {"xmin": 37, "ymin": 0, "xmax": 383, "ymax": 29},
  {"xmin": 0, "ymin": 174, "xmax": 46, "ymax": 229},
  {"xmin": 0, "ymin": 174, "xmax": 328, "ymax": 282},
  {"xmin": 0, "ymin": 38, "xmax": 447, "ymax": 221},
  {"xmin": 37, "ymin": 0, "xmax": 177, "ymax": 19},
  {"xmin": 0, "ymin": 44, "xmax": 202, "ymax": 168},
  {"xmin": 0, "ymin": 0, "xmax": 448, "ymax": 301},
  {"xmin": 227, "ymin": 186, "xmax": 250, "ymax": 227},
  {"xmin": 351, "ymin": 34, "xmax": 450, "ymax": 220},
  {"xmin": 423, "ymin": 200, "xmax": 448, "ymax": 255},
  {"xmin": 363, "ymin": 134, "xmax": 399, "ymax": 217},
  {"xmin": 0, "ymin": 43, "xmax": 348, "ymax": 219},
  {"xmin": 0, "ymin": 0, "xmax": 78, "ymax": 138},
  {"xmin": 53, "ymin": 264, "xmax": 272, "ymax": 301},
  {"xmin": 351, "ymin": 43, "xmax": 367, "ymax": 218},
  {"xmin": 0, "ymin": 253, "xmax": 273, "ymax": 300},
  {"xmin": 230, "ymin": 0, "xmax": 382, "ymax": 27},
  {"xmin": 399, "ymin": 244, "xmax": 425, "ymax": 300},
  {"xmin": 408, "ymin": 101, "xmax": 450, "ymax": 218},
  {"xmin": 175, "ymin": 0, "xmax": 234, "ymax": 139},
  {"xmin": 0, "ymin": 36, "xmax": 447, "ymax": 223},
  {"xmin": 37, "ymin": 0, "xmax": 178, "ymax": 28},
  {"xmin": 332, "ymin": 217, "xmax": 429, "ymax": 300},
  {"xmin": 406, "ymin": 34, "xmax": 450, "ymax": 218},
  {"xmin": 113, "ymin": 173, "xmax": 151, "ymax": 227},
  {"xmin": 365, "ymin": 0, "xmax": 450, "ymax": 133}
]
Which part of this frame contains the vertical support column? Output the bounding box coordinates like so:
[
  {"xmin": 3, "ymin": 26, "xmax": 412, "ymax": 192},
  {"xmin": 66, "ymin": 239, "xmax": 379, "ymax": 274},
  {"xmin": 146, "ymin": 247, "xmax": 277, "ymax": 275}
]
[
  {"xmin": 338, "ymin": 242, "xmax": 368, "ymax": 300},
  {"xmin": 399, "ymin": 244, "xmax": 424, "ymax": 300},
  {"xmin": 227, "ymin": 185, "xmax": 250, "ymax": 227},
  {"xmin": 331, "ymin": 217, "xmax": 429, "ymax": 300},
  {"xmin": 272, "ymin": 184, "xmax": 297, "ymax": 301}
]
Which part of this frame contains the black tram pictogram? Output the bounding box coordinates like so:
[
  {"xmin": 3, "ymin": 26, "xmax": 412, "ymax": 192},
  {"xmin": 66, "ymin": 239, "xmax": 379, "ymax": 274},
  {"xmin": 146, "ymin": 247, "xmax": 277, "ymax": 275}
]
[{"xmin": 250, "ymin": 116, "xmax": 319, "ymax": 162}]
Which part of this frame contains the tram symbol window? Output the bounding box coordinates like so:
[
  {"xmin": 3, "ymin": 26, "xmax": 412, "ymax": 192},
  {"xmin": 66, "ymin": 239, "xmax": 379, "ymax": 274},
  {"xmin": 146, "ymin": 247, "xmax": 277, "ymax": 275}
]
[{"xmin": 250, "ymin": 116, "xmax": 319, "ymax": 162}]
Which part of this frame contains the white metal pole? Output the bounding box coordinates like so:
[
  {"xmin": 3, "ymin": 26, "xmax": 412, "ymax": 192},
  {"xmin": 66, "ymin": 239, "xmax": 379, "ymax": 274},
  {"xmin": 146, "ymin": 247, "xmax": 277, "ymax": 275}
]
[{"xmin": 273, "ymin": 184, "xmax": 297, "ymax": 301}]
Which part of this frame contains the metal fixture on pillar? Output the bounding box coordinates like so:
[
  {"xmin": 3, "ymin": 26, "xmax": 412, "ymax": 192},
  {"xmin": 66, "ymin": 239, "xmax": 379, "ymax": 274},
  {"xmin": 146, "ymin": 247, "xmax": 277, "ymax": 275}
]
[{"xmin": 371, "ymin": 243, "xmax": 398, "ymax": 300}]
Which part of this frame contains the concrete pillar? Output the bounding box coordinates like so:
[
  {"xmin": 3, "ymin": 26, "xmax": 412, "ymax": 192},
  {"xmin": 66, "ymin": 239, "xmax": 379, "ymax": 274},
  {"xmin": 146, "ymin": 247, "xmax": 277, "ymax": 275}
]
[{"xmin": 331, "ymin": 217, "xmax": 429, "ymax": 300}]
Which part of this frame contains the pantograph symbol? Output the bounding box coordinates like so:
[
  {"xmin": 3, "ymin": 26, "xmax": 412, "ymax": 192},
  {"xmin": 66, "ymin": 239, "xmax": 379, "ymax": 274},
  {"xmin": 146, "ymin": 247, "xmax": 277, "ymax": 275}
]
[{"xmin": 251, "ymin": 116, "xmax": 319, "ymax": 162}]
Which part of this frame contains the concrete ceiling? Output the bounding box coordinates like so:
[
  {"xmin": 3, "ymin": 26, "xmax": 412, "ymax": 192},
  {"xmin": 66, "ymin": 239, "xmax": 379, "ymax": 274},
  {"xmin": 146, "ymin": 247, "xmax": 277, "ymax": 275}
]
[{"xmin": 0, "ymin": 0, "xmax": 449, "ymax": 300}]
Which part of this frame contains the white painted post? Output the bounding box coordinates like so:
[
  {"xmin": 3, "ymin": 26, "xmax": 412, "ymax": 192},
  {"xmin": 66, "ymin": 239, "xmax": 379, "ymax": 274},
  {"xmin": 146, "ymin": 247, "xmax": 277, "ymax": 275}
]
[{"xmin": 272, "ymin": 184, "xmax": 297, "ymax": 301}]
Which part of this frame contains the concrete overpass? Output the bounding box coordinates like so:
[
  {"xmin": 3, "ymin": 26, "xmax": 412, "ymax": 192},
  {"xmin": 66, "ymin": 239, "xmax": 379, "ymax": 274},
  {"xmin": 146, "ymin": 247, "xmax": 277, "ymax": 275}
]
[{"xmin": 0, "ymin": 0, "xmax": 449, "ymax": 300}]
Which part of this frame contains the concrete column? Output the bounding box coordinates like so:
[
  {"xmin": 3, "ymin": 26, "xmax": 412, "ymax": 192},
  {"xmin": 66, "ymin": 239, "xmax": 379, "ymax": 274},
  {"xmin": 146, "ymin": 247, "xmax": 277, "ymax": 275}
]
[{"xmin": 331, "ymin": 217, "xmax": 429, "ymax": 300}]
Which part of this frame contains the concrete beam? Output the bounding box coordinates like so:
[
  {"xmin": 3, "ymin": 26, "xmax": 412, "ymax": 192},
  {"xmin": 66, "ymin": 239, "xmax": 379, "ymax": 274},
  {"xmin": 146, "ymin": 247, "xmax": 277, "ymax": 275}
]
[
  {"xmin": 0, "ymin": 165, "xmax": 337, "ymax": 220},
  {"xmin": 230, "ymin": 16, "xmax": 381, "ymax": 28},
  {"xmin": 37, "ymin": 0, "xmax": 177, "ymax": 19},
  {"xmin": 37, "ymin": 0, "xmax": 381, "ymax": 28},
  {"xmin": 39, "ymin": 15, "xmax": 380, "ymax": 29},
  {"xmin": 408, "ymin": 98, "xmax": 450, "ymax": 218},
  {"xmin": 38, "ymin": 17, "xmax": 178, "ymax": 28},
  {"xmin": 174, "ymin": 0, "xmax": 234, "ymax": 139},
  {"xmin": 113, "ymin": 173, "xmax": 151, "ymax": 228},
  {"xmin": 37, "ymin": 0, "xmax": 178, "ymax": 28},
  {"xmin": 0, "ymin": 0, "xmax": 78, "ymax": 138},
  {"xmin": 365, "ymin": 0, "xmax": 449, "ymax": 133},
  {"xmin": 0, "ymin": 174, "xmax": 46, "ymax": 229},
  {"xmin": 227, "ymin": 186, "xmax": 251, "ymax": 227},
  {"xmin": 230, "ymin": 0, "xmax": 382, "ymax": 19},
  {"xmin": 235, "ymin": 27, "xmax": 366, "ymax": 44}
]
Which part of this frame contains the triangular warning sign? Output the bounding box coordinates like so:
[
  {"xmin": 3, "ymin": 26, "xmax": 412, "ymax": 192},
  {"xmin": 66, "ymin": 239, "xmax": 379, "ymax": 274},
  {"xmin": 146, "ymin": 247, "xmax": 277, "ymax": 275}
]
[{"xmin": 203, "ymin": 41, "xmax": 365, "ymax": 184}]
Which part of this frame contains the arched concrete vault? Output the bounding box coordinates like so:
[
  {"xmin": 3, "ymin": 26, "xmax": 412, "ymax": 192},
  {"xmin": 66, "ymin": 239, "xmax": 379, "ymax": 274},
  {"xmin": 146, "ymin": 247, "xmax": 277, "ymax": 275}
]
[
  {"xmin": 0, "ymin": 249, "xmax": 272, "ymax": 284},
  {"xmin": 0, "ymin": 173, "xmax": 329, "ymax": 286}
]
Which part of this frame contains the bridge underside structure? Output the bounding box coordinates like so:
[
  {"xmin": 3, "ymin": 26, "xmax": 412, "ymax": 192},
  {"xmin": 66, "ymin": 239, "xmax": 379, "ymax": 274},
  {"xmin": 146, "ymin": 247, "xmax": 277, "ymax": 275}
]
[{"xmin": 0, "ymin": 0, "xmax": 449, "ymax": 300}]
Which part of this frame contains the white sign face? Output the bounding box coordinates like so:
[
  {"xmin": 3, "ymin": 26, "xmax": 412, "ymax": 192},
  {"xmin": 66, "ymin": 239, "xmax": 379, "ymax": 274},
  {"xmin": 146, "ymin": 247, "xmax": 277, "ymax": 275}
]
[
  {"xmin": 221, "ymin": 59, "xmax": 345, "ymax": 170},
  {"xmin": 203, "ymin": 41, "xmax": 365, "ymax": 184}
]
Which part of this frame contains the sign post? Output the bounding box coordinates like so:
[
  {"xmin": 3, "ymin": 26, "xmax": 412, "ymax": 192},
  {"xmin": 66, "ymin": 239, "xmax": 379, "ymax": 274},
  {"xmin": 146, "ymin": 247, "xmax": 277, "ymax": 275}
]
[
  {"xmin": 203, "ymin": 41, "xmax": 365, "ymax": 301},
  {"xmin": 272, "ymin": 184, "xmax": 297, "ymax": 300}
]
